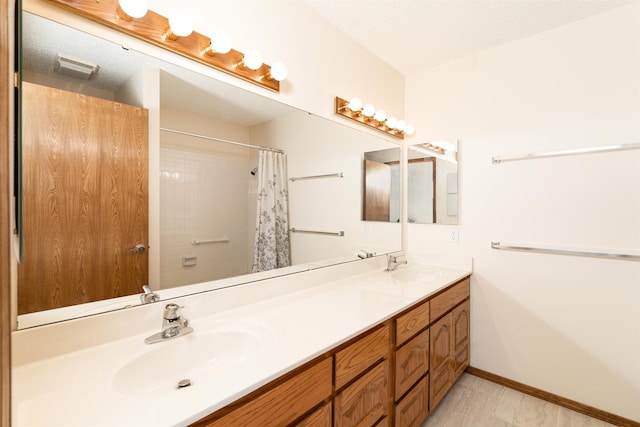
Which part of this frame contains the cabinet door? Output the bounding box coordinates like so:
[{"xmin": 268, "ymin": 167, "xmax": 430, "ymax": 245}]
[
  {"xmin": 395, "ymin": 329, "xmax": 429, "ymax": 400},
  {"xmin": 335, "ymin": 360, "xmax": 388, "ymax": 427},
  {"xmin": 395, "ymin": 376, "xmax": 429, "ymax": 427},
  {"xmin": 452, "ymin": 300, "xmax": 470, "ymax": 379},
  {"xmin": 429, "ymin": 313, "xmax": 452, "ymax": 411}
]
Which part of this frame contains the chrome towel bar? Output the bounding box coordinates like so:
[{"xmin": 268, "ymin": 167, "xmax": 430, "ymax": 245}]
[
  {"xmin": 491, "ymin": 241, "xmax": 640, "ymax": 261},
  {"xmin": 492, "ymin": 143, "xmax": 639, "ymax": 164},
  {"xmin": 289, "ymin": 173, "xmax": 344, "ymax": 182},
  {"xmin": 291, "ymin": 228, "xmax": 344, "ymax": 237},
  {"xmin": 191, "ymin": 237, "xmax": 230, "ymax": 245}
]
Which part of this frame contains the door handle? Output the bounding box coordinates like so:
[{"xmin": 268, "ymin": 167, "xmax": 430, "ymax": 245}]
[{"xmin": 131, "ymin": 244, "xmax": 147, "ymax": 253}]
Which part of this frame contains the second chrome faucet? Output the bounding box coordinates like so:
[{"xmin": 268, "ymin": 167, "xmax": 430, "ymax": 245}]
[{"xmin": 145, "ymin": 303, "xmax": 194, "ymax": 344}]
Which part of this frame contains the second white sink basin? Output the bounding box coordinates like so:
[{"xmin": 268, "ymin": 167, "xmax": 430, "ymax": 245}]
[
  {"xmin": 391, "ymin": 267, "xmax": 443, "ymax": 284},
  {"xmin": 113, "ymin": 321, "xmax": 273, "ymax": 395}
]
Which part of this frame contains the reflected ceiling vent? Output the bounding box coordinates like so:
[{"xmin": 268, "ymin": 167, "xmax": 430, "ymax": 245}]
[{"xmin": 54, "ymin": 53, "xmax": 99, "ymax": 80}]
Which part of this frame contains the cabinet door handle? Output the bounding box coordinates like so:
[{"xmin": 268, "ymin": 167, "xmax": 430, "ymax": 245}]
[{"xmin": 131, "ymin": 244, "xmax": 147, "ymax": 253}]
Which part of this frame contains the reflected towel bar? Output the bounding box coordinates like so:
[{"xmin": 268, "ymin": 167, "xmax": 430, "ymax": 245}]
[
  {"xmin": 491, "ymin": 143, "xmax": 640, "ymax": 164},
  {"xmin": 290, "ymin": 173, "xmax": 344, "ymax": 182},
  {"xmin": 490, "ymin": 241, "xmax": 640, "ymax": 261},
  {"xmin": 291, "ymin": 228, "xmax": 345, "ymax": 237},
  {"xmin": 191, "ymin": 237, "xmax": 230, "ymax": 245}
]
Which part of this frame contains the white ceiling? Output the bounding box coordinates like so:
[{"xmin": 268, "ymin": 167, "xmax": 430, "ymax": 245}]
[{"xmin": 301, "ymin": 0, "xmax": 637, "ymax": 73}]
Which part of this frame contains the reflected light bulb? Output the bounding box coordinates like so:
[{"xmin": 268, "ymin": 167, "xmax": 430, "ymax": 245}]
[
  {"xmin": 242, "ymin": 50, "xmax": 263, "ymax": 70},
  {"xmin": 211, "ymin": 31, "xmax": 232, "ymax": 54},
  {"xmin": 404, "ymin": 124, "xmax": 416, "ymax": 136},
  {"xmin": 167, "ymin": 11, "xmax": 193, "ymax": 38},
  {"xmin": 362, "ymin": 104, "xmax": 376, "ymax": 117},
  {"xmin": 396, "ymin": 120, "xmax": 406, "ymax": 131},
  {"xmin": 269, "ymin": 62, "xmax": 288, "ymax": 81},
  {"xmin": 385, "ymin": 117, "xmax": 397, "ymax": 129},
  {"xmin": 347, "ymin": 98, "xmax": 362, "ymax": 112},
  {"xmin": 373, "ymin": 109, "xmax": 387, "ymax": 122},
  {"xmin": 118, "ymin": 0, "xmax": 148, "ymax": 19}
]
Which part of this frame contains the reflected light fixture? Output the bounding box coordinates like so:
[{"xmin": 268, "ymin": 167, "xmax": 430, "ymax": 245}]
[
  {"xmin": 334, "ymin": 97, "xmax": 415, "ymax": 139},
  {"xmin": 49, "ymin": 0, "xmax": 287, "ymax": 92}
]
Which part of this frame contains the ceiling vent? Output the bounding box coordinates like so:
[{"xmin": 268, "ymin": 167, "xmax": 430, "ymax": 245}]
[{"xmin": 54, "ymin": 54, "xmax": 99, "ymax": 80}]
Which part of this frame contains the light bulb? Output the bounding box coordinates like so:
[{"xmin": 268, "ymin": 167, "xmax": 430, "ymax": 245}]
[
  {"xmin": 404, "ymin": 124, "xmax": 416, "ymax": 136},
  {"xmin": 347, "ymin": 98, "xmax": 362, "ymax": 112},
  {"xmin": 385, "ymin": 117, "xmax": 397, "ymax": 129},
  {"xmin": 118, "ymin": 0, "xmax": 148, "ymax": 19},
  {"xmin": 373, "ymin": 109, "xmax": 387, "ymax": 122},
  {"xmin": 362, "ymin": 104, "xmax": 376, "ymax": 117},
  {"xmin": 210, "ymin": 31, "xmax": 232, "ymax": 54},
  {"xmin": 242, "ymin": 50, "xmax": 263, "ymax": 71},
  {"xmin": 269, "ymin": 62, "xmax": 288, "ymax": 81},
  {"xmin": 396, "ymin": 120, "xmax": 406, "ymax": 131},
  {"xmin": 166, "ymin": 11, "xmax": 193, "ymax": 39}
]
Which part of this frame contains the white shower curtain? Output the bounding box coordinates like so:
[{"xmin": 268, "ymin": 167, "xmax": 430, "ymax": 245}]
[{"xmin": 252, "ymin": 151, "xmax": 291, "ymax": 272}]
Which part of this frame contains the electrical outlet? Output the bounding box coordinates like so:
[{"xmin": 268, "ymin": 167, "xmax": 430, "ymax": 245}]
[{"xmin": 449, "ymin": 228, "xmax": 459, "ymax": 243}]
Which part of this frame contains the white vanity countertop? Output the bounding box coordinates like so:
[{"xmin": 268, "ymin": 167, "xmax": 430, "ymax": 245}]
[{"xmin": 12, "ymin": 263, "xmax": 471, "ymax": 427}]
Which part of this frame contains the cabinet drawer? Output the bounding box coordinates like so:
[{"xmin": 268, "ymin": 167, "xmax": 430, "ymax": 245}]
[
  {"xmin": 195, "ymin": 358, "xmax": 332, "ymax": 427},
  {"xmin": 430, "ymin": 277, "xmax": 470, "ymax": 322},
  {"xmin": 396, "ymin": 300, "xmax": 429, "ymax": 346},
  {"xmin": 295, "ymin": 402, "xmax": 331, "ymax": 427},
  {"xmin": 335, "ymin": 324, "xmax": 390, "ymax": 390},
  {"xmin": 395, "ymin": 329, "xmax": 429, "ymax": 400},
  {"xmin": 335, "ymin": 360, "xmax": 389, "ymax": 427},
  {"xmin": 395, "ymin": 375, "xmax": 429, "ymax": 427}
]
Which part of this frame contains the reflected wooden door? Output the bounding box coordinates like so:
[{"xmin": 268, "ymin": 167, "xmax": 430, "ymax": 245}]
[
  {"xmin": 18, "ymin": 82, "xmax": 149, "ymax": 314},
  {"xmin": 363, "ymin": 159, "xmax": 391, "ymax": 221}
]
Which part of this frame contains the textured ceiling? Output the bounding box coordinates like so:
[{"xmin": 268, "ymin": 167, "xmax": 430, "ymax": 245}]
[{"xmin": 302, "ymin": 0, "xmax": 637, "ymax": 73}]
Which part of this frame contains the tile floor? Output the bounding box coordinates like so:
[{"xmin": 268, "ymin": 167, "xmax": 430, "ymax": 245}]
[{"xmin": 421, "ymin": 373, "xmax": 616, "ymax": 427}]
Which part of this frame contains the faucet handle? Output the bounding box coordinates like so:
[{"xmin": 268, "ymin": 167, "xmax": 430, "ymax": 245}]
[{"xmin": 163, "ymin": 303, "xmax": 182, "ymax": 321}]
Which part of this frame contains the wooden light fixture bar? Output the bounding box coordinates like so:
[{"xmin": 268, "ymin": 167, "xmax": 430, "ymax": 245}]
[
  {"xmin": 334, "ymin": 96, "xmax": 404, "ymax": 140},
  {"xmin": 46, "ymin": 0, "xmax": 281, "ymax": 92}
]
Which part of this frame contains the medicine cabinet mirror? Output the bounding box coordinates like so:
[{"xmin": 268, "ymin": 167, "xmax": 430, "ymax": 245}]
[
  {"xmin": 363, "ymin": 143, "xmax": 459, "ymax": 225},
  {"xmin": 17, "ymin": 11, "xmax": 401, "ymax": 328}
]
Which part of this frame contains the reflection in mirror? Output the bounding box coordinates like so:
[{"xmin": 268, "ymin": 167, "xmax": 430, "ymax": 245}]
[
  {"xmin": 18, "ymin": 12, "xmax": 401, "ymax": 328},
  {"xmin": 362, "ymin": 148, "xmax": 401, "ymax": 222},
  {"xmin": 407, "ymin": 141, "xmax": 459, "ymax": 225}
]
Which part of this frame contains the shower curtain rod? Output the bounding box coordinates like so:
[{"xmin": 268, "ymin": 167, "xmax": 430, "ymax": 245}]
[{"xmin": 160, "ymin": 128, "xmax": 285, "ymax": 154}]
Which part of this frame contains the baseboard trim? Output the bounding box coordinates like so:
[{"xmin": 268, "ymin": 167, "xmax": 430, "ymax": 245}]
[{"xmin": 466, "ymin": 366, "xmax": 639, "ymax": 427}]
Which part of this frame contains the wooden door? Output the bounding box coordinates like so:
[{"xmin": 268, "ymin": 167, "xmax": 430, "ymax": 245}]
[
  {"xmin": 18, "ymin": 82, "xmax": 148, "ymax": 314},
  {"xmin": 364, "ymin": 159, "xmax": 391, "ymax": 221}
]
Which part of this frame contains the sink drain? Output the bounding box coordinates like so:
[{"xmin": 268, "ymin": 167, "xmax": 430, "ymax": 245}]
[{"xmin": 177, "ymin": 379, "xmax": 192, "ymax": 389}]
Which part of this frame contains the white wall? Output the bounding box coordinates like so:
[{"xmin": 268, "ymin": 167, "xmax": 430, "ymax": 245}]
[{"xmin": 406, "ymin": 4, "xmax": 640, "ymax": 421}]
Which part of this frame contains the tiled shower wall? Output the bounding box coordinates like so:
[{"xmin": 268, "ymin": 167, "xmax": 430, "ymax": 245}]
[{"xmin": 159, "ymin": 147, "xmax": 256, "ymax": 289}]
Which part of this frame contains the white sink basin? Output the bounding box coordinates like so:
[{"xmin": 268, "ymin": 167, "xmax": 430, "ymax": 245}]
[
  {"xmin": 113, "ymin": 321, "xmax": 273, "ymax": 395},
  {"xmin": 391, "ymin": 267, "xmax": 443, "ymax": 284}
]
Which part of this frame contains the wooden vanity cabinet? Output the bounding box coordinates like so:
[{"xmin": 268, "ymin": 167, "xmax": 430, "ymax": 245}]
[{"xmin": 191, "ymin": 276, "xmax": 470, "ymax": 427}]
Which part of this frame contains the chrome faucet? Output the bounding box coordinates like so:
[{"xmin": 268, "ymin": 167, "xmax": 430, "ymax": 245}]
[
  {"xmin": 358, "ymin": 249, "xmax": 375, "ymax": 259},
  {"xmin": 140, "ymin": 285, "xmax": 160, "ymax": 304},
  {"xmin": 385, "ymin": 254, "xmax": 407, "ymax": 272},
  {"xmin": 144, "ymin": 303, "xmax": 194, "ymax": 344}
]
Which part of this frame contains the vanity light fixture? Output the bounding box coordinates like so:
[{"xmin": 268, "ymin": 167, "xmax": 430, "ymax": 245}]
[
  {"xmin": 164, "ymin": 11, "xmax": 193, "ymax": 41},
  {"xmin": 335, "ymin": 96, "xmax": 415, "ymax": 139},
  {"xmin": 117, "ymin": 0, "xmax": 148, "ymax": 20},
  {"xmin": 47, "ymin": 0, "xmax": 287, "ymax": 92}
]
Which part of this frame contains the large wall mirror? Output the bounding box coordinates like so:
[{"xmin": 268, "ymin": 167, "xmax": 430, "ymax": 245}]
[{"xmin": 18, "ymin": 11, "xmax": 401, "ymax": 328}]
